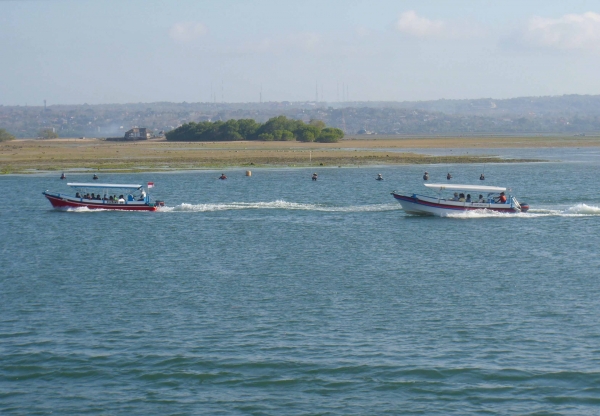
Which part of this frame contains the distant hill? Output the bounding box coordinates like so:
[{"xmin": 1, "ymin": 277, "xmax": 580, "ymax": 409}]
[{"xmin": 2, "ymin": 94, "xmax": 600, "ymax": 138}]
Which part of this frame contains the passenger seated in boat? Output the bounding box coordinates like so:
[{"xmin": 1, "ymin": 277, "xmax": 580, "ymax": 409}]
[
  {"xmin": 103, "ymin": 194, "xmax": 108, "ymax": 201},
  {"xmin": 458, "ymin": 193, "xmax": 466, "ymax": 202},
  {"xmin": 495, "ymin": 192, "xmax": 507, "ymax": 203},
  {"xmin": 138, "ymin": 191, "xmax": 146, "ymax": 201},
  {"xmin": 75, "ymin": 192, "xmax": 81, "ymax": 198},
  {"xmin": 477, "ymin": 194, "xmax": 485, "ymax": 202},
  {"xmin": 450, "ymin": 192, "xmax": 459, "ymax": 201},
  {"xmin": 118, "ymin": 195, "xmax": 125, "ymax": 204},
  {"xmin": 466, "ymin": 194, "xmax": 471, "ymax": 202}
]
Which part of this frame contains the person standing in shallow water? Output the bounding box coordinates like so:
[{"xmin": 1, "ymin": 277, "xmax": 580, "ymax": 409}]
[
  {"xmin": 312, "ymin": 173, "xmax": 318, "ymax": 181},
  {"xmin": 423, "ymin": 172, "xmax": 429, "ymax": 180}
]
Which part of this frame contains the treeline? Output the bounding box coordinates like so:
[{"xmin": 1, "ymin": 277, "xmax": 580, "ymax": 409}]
[
  {"xmin": 165, "ymin": 116, "xmax": 344, "ymax": 142},
  {"xmin": 0, "ymin": 128, "xmax": 15, "ymax": 142}
]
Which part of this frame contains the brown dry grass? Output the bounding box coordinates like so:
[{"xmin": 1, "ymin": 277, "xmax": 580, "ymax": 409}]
[{"xmin": 2, "ymin": 135, "xmax": 595, "ymax": 174}]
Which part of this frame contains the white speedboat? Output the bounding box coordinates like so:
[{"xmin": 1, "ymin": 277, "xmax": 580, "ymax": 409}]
[{"xmin": 391, "ymin": 183, "xmax": 529, "ymax": 216}]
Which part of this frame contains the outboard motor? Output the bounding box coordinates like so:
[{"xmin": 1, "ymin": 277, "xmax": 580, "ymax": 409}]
[
  {"xmin": 520, "ymin": 203, "xmax": 529, "ymax": 212},
  {"xmin": 155, "ymin": 201, "xmax": 165, "ymax": 207}
]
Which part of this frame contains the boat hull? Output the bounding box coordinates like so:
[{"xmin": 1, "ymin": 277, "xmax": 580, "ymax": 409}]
[
  {"xmin": 392, "ymin": 192, "xmax": 522, "ymax": 216},
  {"xmin": 43, "ymin": 192, "xmax": 158, "ymax": 211}
]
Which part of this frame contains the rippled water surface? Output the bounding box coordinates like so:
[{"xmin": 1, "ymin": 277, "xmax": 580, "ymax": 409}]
[{"xmin": 2, "ymin": 154, "xmax": 600, "ymax": 414}]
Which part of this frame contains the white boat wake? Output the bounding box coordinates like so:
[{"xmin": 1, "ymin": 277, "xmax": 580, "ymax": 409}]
[
  {"xmin": 447, "ymin": 203, "xmax": 600, "ymax": 219},
  {"xmin": 61, "ymin": 201, "xmax": 600, "ymax": 217},
  {"xmin": 158, "ymin": 200, "xmax": 401, "ymax": 213}
]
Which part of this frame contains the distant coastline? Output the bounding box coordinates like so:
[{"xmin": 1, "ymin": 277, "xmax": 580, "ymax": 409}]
[{"xmin": 2, "ymin": 135, "xmax": 595, "ymax": 174}]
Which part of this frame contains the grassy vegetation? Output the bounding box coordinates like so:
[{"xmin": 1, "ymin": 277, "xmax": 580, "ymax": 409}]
[{"xmin": 2, "ymin": 135, "xmax": 595, "ymax": 174}]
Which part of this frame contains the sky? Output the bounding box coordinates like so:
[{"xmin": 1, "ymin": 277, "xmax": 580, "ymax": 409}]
[{"xmin": 2, "ymin": 0, "xmax": 600, "ymax": 105}]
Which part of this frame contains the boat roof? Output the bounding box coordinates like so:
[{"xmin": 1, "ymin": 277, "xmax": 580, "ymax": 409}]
[
  {"xmin": 67, "ymin": 182, "xmax": 143, "ymax": 189},
  {"xmin": 424, "ymin": 183, "xmax": 507, "ymax": 192}
]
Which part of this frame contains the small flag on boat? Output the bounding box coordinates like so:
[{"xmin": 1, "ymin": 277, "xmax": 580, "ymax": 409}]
[{"xmin": 147, "ymin": 182, "xmax": 154, "ymax": 188}]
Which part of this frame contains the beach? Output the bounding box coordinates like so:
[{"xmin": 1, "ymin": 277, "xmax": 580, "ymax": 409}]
[{"xmin": 3, "ymin": 135, "xmax": 598, "ymax": 174}]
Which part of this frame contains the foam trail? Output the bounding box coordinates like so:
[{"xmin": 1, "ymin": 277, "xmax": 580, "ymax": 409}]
[
  {"xmin": 63, "ymin": 207, "xmax": 108, "ymax": 213},
  {"xmin": 562, "ymin": 203, "xmax": 600, "ymax": 216},
  {"xmin": 158, "ymin": 200, "xmax": 401, "ymax": 213},
  {"xmin": 447, "ymin": 203, "xmax": 600, "ymax": 219}
]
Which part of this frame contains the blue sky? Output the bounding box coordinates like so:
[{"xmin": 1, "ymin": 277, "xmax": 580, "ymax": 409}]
[{"xmin": 2, "ymin": 0, "xmax": 600, "ymax": 105}]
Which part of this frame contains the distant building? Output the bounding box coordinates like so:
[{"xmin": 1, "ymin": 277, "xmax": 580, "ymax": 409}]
[{"xmin": 124, "ymin": 127, "xmax": 150, "ymax": 140}]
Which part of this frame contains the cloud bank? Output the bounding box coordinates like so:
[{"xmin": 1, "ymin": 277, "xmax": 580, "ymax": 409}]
[
  {"xmin": 395, "ymin": 11, "xmax": 445, "ymax": 37},
  {"xmin": 525, "ymin": 12, "xmax": 600, "ymax": 50}
]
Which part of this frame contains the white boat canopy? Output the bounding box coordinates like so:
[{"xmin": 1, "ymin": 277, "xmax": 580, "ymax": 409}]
[
  {"xmin": 424, "ymin": 183, "xmax": 507, "ymax": 193},
  {"xmin": 67, "ymin": 183, "xmax": 143, "ymax": 190}
]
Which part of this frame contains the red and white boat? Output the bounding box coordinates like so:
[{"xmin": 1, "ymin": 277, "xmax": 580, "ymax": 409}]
[
  {"xmin": 43, "ymin": 182, "xmax": 164, "ymax": 211},
  {"xmin": 391, "ymin": 183, "xmax": 529, "ymax": 216}
]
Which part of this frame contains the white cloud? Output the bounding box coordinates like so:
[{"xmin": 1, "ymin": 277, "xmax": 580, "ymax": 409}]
[
  {"xmin": 525, "ymin": 12, "xmax": 600, "ymax": 50},
  {"xmin": 396, "ymin": 10, "xmax": 445, "ymax": 37},
  {"xmin": 169, "ymin": 22, "xmax": 208, "ymax": 42}
]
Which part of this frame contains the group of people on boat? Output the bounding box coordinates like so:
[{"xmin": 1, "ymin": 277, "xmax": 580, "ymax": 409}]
[
  {"xmin": 448, "ymin": 192, "xmax": 506, "ymax": 204},
  {"xmin": 75, "ymin": 191, "xmax": 146, "ymax": 203},
  {"xmin": 450, "ymin": 192, "xmax": 475, "ymax": 202}
]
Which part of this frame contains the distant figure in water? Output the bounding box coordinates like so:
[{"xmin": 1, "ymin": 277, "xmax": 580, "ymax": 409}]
[
  {"xmin": 480, "ymin": 173, "xmax": 485, "ymax": 181},
  {"xmin": 447, "ymin": 173, "xmax": 452, "ymax": 180},
  {"xmin": 93, "ymin": 174, "xmax": 98, "ymax": 180},
  {"xmin": 219, "ymin": 174, "xmax": 227, "ymax": 180},
  {"xmin": 312, "ymin": 173, "xmax": 318, "ymax": 181},
  {"xmin": 376, "ymin": 173, "xmax": 383, "ymax": 181},
  {"xmin": 60, "ymin": 172, "xmax": 66, "ymax": 180},
  {"xmin": 423, "ymin": 172, "xmax": 429, "ymax": 181}
]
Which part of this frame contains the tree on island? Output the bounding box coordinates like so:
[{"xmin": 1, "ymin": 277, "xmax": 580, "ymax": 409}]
[
  {"xmin": 39, "ymin": 128, "xmax": 58, "ymax": 139},
  {"xmin": 165, "ymin": 116, "xmax": 344, "ymax": 142},
  {"xmin": 0, "ymin": 128, "xmax": 16, "ymax": 142}
]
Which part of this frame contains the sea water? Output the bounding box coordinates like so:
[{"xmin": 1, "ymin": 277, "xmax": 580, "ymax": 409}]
[{"xmin": 2, "ymin": 151, "xmax": 600, "ymax": 414}]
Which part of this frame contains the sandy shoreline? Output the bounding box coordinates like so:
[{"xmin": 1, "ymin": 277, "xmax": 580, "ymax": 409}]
[{"xmin": 2, "ymin": 135, "xmax": 597, "ymax": 174}]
